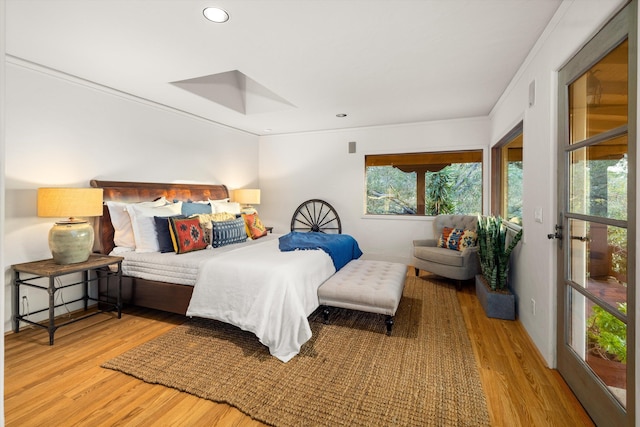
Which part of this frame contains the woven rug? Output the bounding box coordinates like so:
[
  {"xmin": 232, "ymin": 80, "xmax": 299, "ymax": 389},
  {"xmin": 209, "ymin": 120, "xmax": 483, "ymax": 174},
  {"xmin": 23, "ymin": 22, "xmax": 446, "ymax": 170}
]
[{"xmin": 102, "ymin": 275, "xmax": 490, "ymax": 426}]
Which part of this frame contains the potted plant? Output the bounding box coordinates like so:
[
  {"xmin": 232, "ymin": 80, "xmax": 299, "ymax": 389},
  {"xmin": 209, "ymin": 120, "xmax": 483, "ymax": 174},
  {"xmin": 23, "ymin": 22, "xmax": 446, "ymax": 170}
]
[{"xmin": 475, "ymin": 215, "xmax": 523, "ymax": 320}]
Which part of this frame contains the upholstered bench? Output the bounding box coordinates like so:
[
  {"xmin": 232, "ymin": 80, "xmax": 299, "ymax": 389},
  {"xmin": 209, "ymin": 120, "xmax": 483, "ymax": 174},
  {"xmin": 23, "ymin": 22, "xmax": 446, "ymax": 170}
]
[{"xmin": 317, "ymin": 259, "xmax": 408, "ymax": 335}]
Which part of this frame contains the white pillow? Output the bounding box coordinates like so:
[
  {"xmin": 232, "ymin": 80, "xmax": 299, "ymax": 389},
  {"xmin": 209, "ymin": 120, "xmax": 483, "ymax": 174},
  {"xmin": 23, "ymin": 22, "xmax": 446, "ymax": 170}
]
[
  {"xmin": 210, "ymin": 199, "xmax": 241, "ymax": 215},
  {"xmin": 126, "ymin": 201, "xmax": 183, "ymax": 253},
  {"xmin": 106, "ymin": 198, "xmax": 168, "ymax": 250}
]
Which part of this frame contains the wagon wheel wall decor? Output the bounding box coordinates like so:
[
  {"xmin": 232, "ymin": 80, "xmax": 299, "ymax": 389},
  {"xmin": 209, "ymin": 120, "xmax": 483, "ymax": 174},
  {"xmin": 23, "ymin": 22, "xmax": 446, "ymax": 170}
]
[{"xmin": 290, "ymin": 199, "xmax": 342, "ymax": 234}]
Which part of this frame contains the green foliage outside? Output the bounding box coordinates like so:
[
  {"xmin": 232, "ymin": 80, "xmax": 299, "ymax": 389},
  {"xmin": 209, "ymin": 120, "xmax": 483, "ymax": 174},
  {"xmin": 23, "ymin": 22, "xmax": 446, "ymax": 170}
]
[
  {"xmin": 425, "ymin": 170, "xmax": 453, "ymax": 215},
  {"xmin": 439, "ymin": 163, "xmax": 483, "ymax": 215},
  {"xmin": 588, "ymin": 302, "xmax": 627, "ymax": 364},
  {"xmin": 366, "ymin": 162, "xmax": 482, "ymax": 215},
  {"xmin": 365, "ymin": 166, "xmax": 417, "ymax": 214},
  {"xmin": 571, "ymin": 155, "xmax": 628, "ymax": 365},
  {"xmin": 607, "ymin": 156, "xmax": 628, "ymax": 284}
]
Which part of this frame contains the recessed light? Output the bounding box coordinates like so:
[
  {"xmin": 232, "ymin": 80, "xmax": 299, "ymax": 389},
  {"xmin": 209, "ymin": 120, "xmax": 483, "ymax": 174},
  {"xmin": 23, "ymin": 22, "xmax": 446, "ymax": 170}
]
[
  {"xmin": 336, "ymin": 113, "xmax": 347, "ymax": 118},
  {"xmin": 203, "ymin": 7, "xmax": 230, "ymax": 23}
]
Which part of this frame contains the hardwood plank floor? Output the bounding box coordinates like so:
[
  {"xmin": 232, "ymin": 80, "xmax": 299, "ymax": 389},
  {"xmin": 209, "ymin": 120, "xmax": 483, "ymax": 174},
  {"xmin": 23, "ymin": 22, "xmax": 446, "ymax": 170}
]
[{"xmin": 5, "ymin": 276, "xmax": 593, "ymax": 426}]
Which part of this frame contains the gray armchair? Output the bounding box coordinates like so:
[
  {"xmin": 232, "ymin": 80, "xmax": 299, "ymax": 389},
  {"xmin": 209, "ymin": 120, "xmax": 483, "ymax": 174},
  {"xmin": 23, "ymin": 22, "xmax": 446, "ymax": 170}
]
[{"xmin": 412, "ymin": 215, "xmax": 481, "ymax": 289}]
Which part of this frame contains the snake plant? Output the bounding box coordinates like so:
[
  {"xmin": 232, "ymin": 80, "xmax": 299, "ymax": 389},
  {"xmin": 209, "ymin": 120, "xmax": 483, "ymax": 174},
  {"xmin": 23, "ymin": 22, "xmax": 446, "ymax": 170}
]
[{"xmin": 477, "ymin": 215, "xmax": 523, "ymax": 291}]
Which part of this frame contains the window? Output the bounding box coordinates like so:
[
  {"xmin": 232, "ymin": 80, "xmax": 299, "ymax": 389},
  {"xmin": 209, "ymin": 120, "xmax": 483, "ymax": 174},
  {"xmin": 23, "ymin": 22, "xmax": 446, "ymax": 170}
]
[
  {"xmin": 491, "ymin": 124, "xmax": 523, "ymax": 224},
  {"xmin": 365, "ymin": 150, "xmax": 483, "ymax": 216}
]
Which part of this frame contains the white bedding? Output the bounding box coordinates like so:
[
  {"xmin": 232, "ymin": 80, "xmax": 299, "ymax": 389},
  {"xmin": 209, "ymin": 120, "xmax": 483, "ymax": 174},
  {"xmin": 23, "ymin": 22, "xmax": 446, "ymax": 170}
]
[
  {"xmin": 186, "ymin": 237, "xmax": 335, "ymax": 362},
  {"xmin": 116, "ymin": 249, "xmax": 209, "ymax": 285},
  {"xmin": 113, "ymin": 235, "xmax": 281, "ymax": 285},
  {"xmin": 114, "ymin": 234, "xmax": 336, "ymax": 362}
]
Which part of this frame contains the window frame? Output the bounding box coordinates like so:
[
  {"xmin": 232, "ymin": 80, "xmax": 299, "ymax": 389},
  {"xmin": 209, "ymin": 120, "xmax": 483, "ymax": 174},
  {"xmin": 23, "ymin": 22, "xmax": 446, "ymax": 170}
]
[{"xmin": 491, "ymin": 122, "xmax": 523, "ymax": 222}]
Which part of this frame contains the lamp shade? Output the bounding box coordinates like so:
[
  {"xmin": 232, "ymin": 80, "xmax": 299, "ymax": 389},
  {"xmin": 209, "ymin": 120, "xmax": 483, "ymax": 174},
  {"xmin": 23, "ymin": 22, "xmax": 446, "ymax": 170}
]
[
  {"xmin": 37, "ymin": 188, "xmax": 103, "ymax": 265},
  {"xmin": 38, "ymin": 188, "xmax": 103, "ymax": 219},
  {"xmin": 234, "ymin": 189, "xmax": 261, "ymax": 205}
]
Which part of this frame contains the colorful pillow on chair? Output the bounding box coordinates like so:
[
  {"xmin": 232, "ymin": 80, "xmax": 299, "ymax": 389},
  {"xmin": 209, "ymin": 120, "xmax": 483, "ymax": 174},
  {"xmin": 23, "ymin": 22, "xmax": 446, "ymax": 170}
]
[
  {"xmin": 168, "ymin": 217, "xmax": 208, "ymax": 254},
  {"xmin": 446, "ymin": 228, "xmax": 478, "ymax": 251},
  {"xmin": 437, "ymin": 227, "xmax": 454, "ymax": 248}
]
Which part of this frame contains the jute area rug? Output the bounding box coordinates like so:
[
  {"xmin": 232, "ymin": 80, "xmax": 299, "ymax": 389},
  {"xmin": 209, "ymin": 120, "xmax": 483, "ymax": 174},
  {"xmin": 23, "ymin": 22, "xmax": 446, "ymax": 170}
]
[{"xmin": 102, "ymin": 275, "xmax": 490, "ymax": 426}]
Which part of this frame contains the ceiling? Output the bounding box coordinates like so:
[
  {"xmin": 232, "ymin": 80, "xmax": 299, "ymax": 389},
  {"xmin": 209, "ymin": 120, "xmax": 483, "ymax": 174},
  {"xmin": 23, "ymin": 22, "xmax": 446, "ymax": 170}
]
[{"xmin": 6, "ymin": 0, "xmax": 562, "ymax": 136}]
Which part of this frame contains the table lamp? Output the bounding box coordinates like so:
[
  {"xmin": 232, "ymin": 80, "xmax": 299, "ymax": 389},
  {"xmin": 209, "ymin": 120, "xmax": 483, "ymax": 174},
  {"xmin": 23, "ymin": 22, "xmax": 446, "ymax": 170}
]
[
  {"xmin": 37, "ymin": 188, "xmax": 104, "ymax": 264},
  {"xmin": 234, "ymin": 188, "xmax": 261, "ymax": 213}
]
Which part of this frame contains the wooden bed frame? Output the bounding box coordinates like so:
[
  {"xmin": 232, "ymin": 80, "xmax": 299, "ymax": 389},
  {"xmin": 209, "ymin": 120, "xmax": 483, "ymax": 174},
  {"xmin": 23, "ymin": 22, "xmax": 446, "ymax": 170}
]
[{"xmin": 90, "ymin": 180, "xmax": 230, "ymax": 314}]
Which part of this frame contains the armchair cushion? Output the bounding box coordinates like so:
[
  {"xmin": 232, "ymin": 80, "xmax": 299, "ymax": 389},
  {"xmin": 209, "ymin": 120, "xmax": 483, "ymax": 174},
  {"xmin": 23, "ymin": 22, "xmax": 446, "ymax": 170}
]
[
  {"xmin": 414, "ymin": 246, "xmax": 465, "ymax": 267},
  {"xmin": 412, "ymin": 214, "xmax": 481, "ymax": 282}
]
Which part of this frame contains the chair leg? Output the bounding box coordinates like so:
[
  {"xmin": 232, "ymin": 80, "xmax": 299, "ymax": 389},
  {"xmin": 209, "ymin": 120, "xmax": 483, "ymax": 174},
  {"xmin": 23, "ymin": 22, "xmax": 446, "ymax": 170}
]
[{"xmin": 414, "ymin": 267, "xmax": 419, "ymax": 276}]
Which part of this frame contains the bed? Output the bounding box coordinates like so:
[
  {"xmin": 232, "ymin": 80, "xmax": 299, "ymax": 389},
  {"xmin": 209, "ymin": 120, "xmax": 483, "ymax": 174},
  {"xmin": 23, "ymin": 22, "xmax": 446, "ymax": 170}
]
[
  {"xmin": 91, "ymin": 180, "xmax": 232, "ymax": 314},
  {"xmin": 90, "ymin": 180, "xmax": 360, "ymax": 362}
]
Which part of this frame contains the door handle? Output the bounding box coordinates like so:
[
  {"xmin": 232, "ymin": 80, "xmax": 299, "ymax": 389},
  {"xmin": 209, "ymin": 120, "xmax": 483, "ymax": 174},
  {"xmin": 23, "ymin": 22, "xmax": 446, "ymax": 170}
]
[{"xmin": 547, "ymin": 224, "xmax": 563, "ymax": 240}]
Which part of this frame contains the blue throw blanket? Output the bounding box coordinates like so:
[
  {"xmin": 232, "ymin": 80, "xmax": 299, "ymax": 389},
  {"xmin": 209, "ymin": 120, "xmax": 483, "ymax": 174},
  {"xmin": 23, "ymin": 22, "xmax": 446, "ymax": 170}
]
[{"xmin": 278, "ymin": 232, "xmax": 363, "ymax": 271}]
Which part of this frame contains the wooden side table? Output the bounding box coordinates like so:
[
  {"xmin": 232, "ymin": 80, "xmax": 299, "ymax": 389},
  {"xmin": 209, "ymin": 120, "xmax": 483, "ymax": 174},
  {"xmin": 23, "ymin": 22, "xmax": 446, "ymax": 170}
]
[{"xmin": 12, "ymin": 254, "xmax": 123, "ymax": 345}]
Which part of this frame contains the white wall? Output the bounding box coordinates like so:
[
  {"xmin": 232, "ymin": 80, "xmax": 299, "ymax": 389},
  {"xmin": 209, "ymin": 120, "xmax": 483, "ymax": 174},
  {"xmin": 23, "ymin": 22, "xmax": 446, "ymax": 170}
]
[
  {"xmin": 3, "ymin": 59, "xmax": 259, "ymax": 331},
  {"xmin": 490, "ymin": 0, "xmax": 626, "ymax": 367},
  {"xmin": 258, "ymin": 117, "xmax": 489, "ymax": 264},
  {"xmin": 259, "ymin": 0, "xmax": 629, "ymax": 371}
]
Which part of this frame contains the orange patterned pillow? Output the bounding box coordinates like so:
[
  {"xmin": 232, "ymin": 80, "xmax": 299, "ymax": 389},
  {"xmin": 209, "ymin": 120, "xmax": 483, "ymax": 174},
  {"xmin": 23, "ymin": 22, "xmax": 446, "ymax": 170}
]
[
  {"xmin": 169, "ymin": 217, "xmax": 208, "ymax": 254},
  {"xmin": 242, "ymin": 212, "xmax": 268, "ymax": 240},
  {"xmin": 437, "ymin": 227, "xmax": 454, "ymax": 248}
]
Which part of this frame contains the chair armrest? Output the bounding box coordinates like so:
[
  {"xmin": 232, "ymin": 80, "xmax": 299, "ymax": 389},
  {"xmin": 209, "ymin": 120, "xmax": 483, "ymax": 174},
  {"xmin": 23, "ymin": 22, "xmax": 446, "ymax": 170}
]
[
  {"xmin": 461, "ymin": 246, "xmax": 480, "ymax": 269},
  {"xmin": 413, "ymin": 239, "xmax": 437, "ymax": 247},
  {"xmin": 460, "ymin": 245, "xmax": 479, "ymax": 258}
]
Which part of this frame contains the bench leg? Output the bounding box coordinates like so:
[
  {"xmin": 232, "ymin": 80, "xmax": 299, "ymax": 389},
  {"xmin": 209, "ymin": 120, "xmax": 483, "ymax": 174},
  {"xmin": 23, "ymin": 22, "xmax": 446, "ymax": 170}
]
[
  {"xmin": 322, "ymin": 306, "xmax": 330, "ymax": 324},
  {"xmin": 385, "ymin": 315, "xmax": 394, "ymax": 336}
]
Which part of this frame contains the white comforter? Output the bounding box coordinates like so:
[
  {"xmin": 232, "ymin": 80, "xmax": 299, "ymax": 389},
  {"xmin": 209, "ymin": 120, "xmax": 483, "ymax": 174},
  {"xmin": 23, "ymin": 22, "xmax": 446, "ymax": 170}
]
[{"xmin": 186, "ymin": 237, "xmax": 336, "ymax": 362}]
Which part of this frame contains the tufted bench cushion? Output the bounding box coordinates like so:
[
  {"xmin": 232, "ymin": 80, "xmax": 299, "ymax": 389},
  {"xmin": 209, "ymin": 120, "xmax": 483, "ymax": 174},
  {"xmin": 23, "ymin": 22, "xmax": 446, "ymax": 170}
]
[{"xmin": 318, "ymin": 259, "xmax": 407, "ymax": 334}]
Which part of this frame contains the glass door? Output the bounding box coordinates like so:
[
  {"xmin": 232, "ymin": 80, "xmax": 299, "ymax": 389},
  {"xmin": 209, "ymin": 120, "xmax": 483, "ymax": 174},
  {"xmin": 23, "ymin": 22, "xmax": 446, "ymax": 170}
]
[{"xmin": 556, "ymin": 3, "xmax": 636, "ymax": 426}]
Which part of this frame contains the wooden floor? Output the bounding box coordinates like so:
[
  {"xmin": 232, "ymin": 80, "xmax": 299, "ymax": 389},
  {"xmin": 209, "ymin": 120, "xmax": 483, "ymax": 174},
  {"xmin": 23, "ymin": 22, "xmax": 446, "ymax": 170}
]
[{"xmin": 5, "ymin": 278, "xmax": 594, "ymax": 427}]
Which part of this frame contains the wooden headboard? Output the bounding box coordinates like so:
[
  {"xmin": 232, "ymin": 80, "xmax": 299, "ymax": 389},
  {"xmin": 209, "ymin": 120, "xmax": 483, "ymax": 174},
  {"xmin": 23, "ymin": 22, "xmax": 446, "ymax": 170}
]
[{"xmin": 90, "ymin": 180, "xmax": 230, "ymax": 255}]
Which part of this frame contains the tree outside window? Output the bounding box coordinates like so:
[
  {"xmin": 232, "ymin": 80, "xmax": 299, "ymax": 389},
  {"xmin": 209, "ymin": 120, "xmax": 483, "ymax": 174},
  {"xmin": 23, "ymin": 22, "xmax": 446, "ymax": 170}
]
[{"xmin": 365, "ymin": 150, "xmax": 483, "ymax": 216}]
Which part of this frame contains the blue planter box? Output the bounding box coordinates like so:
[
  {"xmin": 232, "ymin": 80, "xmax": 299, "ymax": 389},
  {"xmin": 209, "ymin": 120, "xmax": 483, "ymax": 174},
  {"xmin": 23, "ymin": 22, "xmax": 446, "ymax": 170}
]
[{"xmin": 475, "ymin": 274, "xmax": 516, "ymax": 320}]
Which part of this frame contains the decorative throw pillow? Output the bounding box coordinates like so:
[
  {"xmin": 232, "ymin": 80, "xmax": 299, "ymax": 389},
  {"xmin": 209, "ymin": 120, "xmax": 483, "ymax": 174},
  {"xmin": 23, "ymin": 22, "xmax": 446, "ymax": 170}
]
[
  {"xmin": 168, "ymin": 217, "xmax": 208, "ymax": 254},
  {"xmin": 242, "ymin": 212, "xmax": 267, "ymax": 240},
  {"xmin": 458, "ymin": 229, "xmax": 478, "ymax": 251},
  {"xmin": 446, "ymin": 228, "xmax": 478, "ymax": 251},
  {"xmin": 154, "ymin": 215, "xmax": 185, "ymax": 253},
  {"xmin": 190, "ymin": 212, "xmax": 236, "ymax": 244},
  {"xmin": 181, "ymin": 202, "xmax": 212, "ymax": 216},
  {"xmin": 192, "ymin": 212, "xmax": 236, "ymax": 224},
  {"xmin": 437, "ymin": 227, "xmax": 454, "ymax": 248},
  {"xmin": 211, "ymin": 217, "xmax": 248, "ymax": 248}
]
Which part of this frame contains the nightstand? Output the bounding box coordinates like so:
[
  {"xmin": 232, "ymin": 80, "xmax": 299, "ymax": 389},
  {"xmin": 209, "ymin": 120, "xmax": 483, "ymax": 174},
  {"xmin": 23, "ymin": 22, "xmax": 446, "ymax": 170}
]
[{"xmin": 12, "ymin": 254, "xmax": 123, "ymax": 345}]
